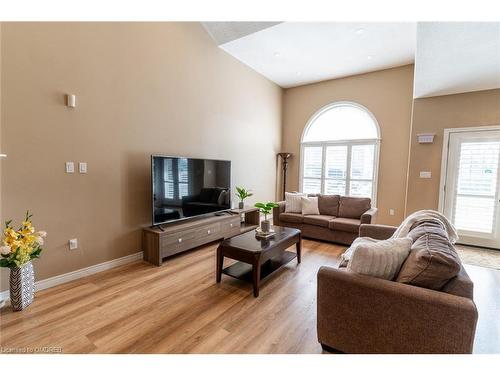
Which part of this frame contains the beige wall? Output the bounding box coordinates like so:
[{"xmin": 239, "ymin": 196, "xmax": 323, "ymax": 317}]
[
  {"xmin": 0, "ymin": 24, "xmax": 2, "ymax": 259},
  {"xmin": 282, "ymin": 65, "xmax": 415, "ymax": 225},
  {"xmin": 405, "ymin": 89, "xmax": 500, "ymax": 214},
  {"xmin": 0, "ymin": 22, "xmax": 282, "ymax": 291}
]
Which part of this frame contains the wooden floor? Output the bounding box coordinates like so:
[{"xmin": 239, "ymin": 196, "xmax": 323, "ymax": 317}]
[{"xmin": 1, "ymin": 239, "xmax": 499, "ymax": 353}]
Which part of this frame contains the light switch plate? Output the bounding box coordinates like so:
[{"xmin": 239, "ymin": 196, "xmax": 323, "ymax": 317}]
[
  {"xmin": 79, "ymin": 162, "xmax": 87, "ymax": 173},
  {"xmin": 69, "ymin": 238, "xmax": 78, "ymax": 250},
  {"xmin": 419, "ymin": 171, "xmax": 432, "ymax": 179},
  {"xmin": 65, "ymin": 162, "xmax": 75, "ymax": 173},
  {"xmin": 389, "ymin": 209, "xmax": 395, "ymax": 216}
]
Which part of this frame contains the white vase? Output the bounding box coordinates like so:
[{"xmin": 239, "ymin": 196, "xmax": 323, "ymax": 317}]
[{"xmin": 261, "ymin": 220, "xmax": 271, "ymax": 233}]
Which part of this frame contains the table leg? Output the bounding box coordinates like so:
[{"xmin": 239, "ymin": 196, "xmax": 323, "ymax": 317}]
[
  {"xmin": 296, "ymin": 235, "xmax": 302, "ymax": 264},
  {"xmin": 252, "ymin": 258, "xmax": 261, "ymax": 297},
  {"xmin": 216, "ymin": 246, "xmax": 223, "ymax": 283}
]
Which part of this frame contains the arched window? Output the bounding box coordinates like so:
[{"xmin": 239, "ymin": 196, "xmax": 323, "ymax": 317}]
[{"xmin": 300, "ymin": 102, "xmax": 380, "ymax": 203}]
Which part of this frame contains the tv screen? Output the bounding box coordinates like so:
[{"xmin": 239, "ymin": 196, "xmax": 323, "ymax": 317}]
[{"xmin": 151, "ymin": 155, "xmax": 231, "ymax": 225}]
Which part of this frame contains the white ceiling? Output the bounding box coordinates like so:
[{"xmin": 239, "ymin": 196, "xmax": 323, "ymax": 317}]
[
  {"xmin": 202, "ymin": 22, "xmax": 282, "ymax": 45},
  {"xmin": 414, "ymin": 22, "xmax": 500, "ymax": 98},
  {"xmin": 210, "ymin": 22, "xmax": 417, "ymax": 88},
  {"xmin": 203, "ymin": 22, "xmax": 500, "ymax": 97}
]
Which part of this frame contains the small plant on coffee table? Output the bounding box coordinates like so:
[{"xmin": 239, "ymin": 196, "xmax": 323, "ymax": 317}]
[
  {"xmin": 236, "ymin": 187, "xmax": 253, "ymax": 209},
  {"xmin": 254, "ymin": 202, "xmax": 279, "ymax": 233}
]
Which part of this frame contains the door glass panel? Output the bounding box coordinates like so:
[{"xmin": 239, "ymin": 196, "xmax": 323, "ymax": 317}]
[
  {"xmin": 455, "ymin": 196, "xmax": 496, "ymax": 233},
  {"xmin": 453, "ymin": 141, "xmax": 500, "ymax": 234},
  {"xmin": 457, "ymin": 142, "xmax": 500, "ymax": 196}
]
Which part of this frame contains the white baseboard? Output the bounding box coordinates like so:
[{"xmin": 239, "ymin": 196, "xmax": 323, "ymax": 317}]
[{"xmin": 0, "ymin": 251, "xmax": 143, "ymax": 302}]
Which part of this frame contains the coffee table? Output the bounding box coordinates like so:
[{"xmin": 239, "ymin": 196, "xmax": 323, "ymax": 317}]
[{"xmin": 216, "ymin": 226, "xmax": 301, "ymax": 297}]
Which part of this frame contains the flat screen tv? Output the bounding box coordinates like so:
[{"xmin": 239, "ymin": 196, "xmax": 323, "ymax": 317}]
[{"xmin": 151, "ymin": 155, "xmax": 231, "ymax": 226}]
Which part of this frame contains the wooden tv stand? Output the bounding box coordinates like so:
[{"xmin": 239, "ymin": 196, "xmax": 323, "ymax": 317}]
[{"xmin": 142, "ymin": 207, "xmax": 260, "ymax": 266}]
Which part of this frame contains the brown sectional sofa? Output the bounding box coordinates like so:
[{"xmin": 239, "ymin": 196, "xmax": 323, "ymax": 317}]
[
  {"xmin": 317, "ymin": 221, "xmax": 478, "ymax": 354},
  {"xmin": 273, "ymin": 195, "xmax": 377, "ymax": 245}
]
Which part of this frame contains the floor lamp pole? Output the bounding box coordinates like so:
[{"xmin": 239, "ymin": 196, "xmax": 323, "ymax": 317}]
[{"xmin": 278, "ymin": 153, "xmax": 293, "ymax": 200}]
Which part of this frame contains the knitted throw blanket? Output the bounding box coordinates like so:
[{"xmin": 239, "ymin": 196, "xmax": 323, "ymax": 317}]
[{"xmin": 390, "ymin": 209, "xmax": 458, "ymax": 244}]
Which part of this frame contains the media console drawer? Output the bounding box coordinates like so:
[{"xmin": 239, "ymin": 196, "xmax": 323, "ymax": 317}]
[
  {"xmin": 161, "ymin": 229, "xmax": 196, "ymax": 246},
  {"xmin": 195, "ymin": 223, "xmax": 221, "ymax": 239},
  {"xmin": 221, "ymin": 217, "xmax": 240, "ymax": 234}
]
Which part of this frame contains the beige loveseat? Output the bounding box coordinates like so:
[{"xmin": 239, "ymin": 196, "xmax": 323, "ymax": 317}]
[
  {"xmin": 317, "ymin": 221, "xmax": 478, "ymax": 354},
  {"xmin": 273, "ymin": 195, "xmax": 377, "ymax": 245}
]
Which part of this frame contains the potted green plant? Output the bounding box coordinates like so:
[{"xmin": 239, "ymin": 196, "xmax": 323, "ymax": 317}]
[
  {"xmin": 235, "ymin": 187, "xmax": 253, "ymax": 209},
  {"xmin": 254, "ymin": 202, "xmax": 279, "ymax": 233}
]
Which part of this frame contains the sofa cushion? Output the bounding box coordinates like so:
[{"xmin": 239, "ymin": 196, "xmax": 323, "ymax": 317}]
[
  {"xmin": 303, "ymin": 214, "xmax": 335, "ymax": 228},
  {"xmin": 318, "ymin": 194, "xmax": 340, "ymax": 216},
  {"xmin": 338, "ymin": 197, "xmax": 371, "ymax": 219},
  {"xmin": 347, "ymin": 237, "xmax": 412, "ymax": 280},
  {"xmin": 329, "ymin": 217, "xmax": 361, "ymax": 233},
  {"xmin": 279, "ymin": 212, "xmax": 304, "ymax": 224},
  {"xmin": 395, "ymin": 221, "xmax": 462, "ymax": 290}
]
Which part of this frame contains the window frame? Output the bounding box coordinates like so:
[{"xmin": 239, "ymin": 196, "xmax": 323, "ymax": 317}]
[{"xmin": 299, "ymin": 102, "xmax": 381, "ymax": 205}]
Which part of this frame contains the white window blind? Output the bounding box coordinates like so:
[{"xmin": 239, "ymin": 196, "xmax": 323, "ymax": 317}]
[
  {"xmin": 324, "ymin": 146, "xmax": 347, "ymax": 195},
  {"xmin": 453, "ymin": 141, "xmax": 500, "ymax": 233},
  {"xmin": 303, "ymin": 146, "xmax": 323, "ymax": 194}
]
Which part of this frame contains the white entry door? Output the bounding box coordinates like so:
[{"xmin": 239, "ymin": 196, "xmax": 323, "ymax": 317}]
[{"xmin": 442, "ymin": 128, "xmax": 500, "ymax": 249}]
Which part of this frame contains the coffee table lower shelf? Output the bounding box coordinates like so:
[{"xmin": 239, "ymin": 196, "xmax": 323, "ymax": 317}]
[{"xmin": 222, "ymin": 251, "xmax": 296, "ymax": 282}]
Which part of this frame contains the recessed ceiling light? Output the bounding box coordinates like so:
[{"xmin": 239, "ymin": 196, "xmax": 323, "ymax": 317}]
[
  {"xmin": 355, "ymin": 28, "xmax": 365, "ymax": 35},
  {"xmin": 274, "ymin": 52, "xmax": 280, "ymax": 57},
  {"xmin": 367, "ymin": 55, "xmax": 373, "ymax": 60}
]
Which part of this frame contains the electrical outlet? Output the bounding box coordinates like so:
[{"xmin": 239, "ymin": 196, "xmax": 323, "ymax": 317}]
[
  {"xmin": 69, "ymin": 238, "xmax": 78, "ymax": 250},
  {"xmin": 389, "ymin": 209, "xmax": 395, "ymax": 216},
  {"xmin": 65, "ymin": 162, "xmax": 75, "ymax": 173}
]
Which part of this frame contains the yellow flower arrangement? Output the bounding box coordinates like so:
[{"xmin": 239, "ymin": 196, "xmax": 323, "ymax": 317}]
[{"xmin": 0, "ymin": 211, "xmax": 46, "ymax": 268}]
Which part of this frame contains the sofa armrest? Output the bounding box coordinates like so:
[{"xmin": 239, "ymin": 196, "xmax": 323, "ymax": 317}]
[
  {"xmin": 317, "ymin": 266, "xmax": 478, "ymax": 353},
  {"xmin": 272, "ymin": 201, "xmax": 286, "ymax": 226},
  {"xmin": 359, "ymin": 224, "xmax": 397, "ymax": 240},
  {"xmin": 360, "ymin": 207, "xmax": 378, "ymax": 224}
]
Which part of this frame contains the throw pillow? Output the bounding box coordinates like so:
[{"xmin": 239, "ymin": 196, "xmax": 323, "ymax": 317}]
[
  {"xmin": 301, "ymin": 196, "xmax": 320, "ymax": 215},
  {"xmin": 339, "ymin": 237, "xmax": 378, "ymax": 267},
  {"xmin": 217, "ymin": 190, "xmax": 227, "ymax": 206},
  {"xmin": 347, "ymin": 237, "xmax": 412, "ymax": 280},
  {"xmin": 285, "ymin": 192, "xmax": 306, "ymax": 213}
]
